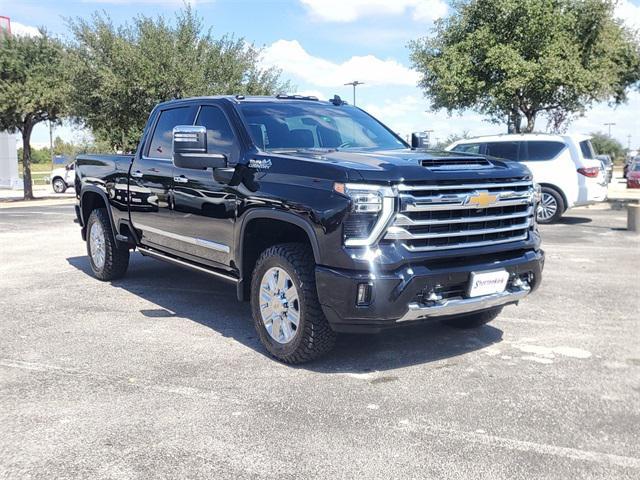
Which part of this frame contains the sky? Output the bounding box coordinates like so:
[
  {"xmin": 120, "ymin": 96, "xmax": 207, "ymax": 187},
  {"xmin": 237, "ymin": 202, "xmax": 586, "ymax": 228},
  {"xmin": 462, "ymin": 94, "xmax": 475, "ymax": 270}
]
[{"xmin": 2, "ymin": 0, "xmax": 640, "ymax": 150}]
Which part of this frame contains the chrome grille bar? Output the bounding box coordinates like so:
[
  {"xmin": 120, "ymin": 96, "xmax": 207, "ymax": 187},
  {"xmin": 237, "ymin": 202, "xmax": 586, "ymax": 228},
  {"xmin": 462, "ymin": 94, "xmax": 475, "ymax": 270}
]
[
  {"xmin": 386, "ymin": 220, "xmax": 531, "ymax": 240},
  {"xmin": 393, "ymin": 207, "xmax": 534, "ymax": 227},
  {"xmin": 403, "ymin": 197, "xmax": 532, "ymax": 212},
  {"xmin": 403, "ymin": 233, "xmax": 530, "ymax": 252},
  {"xmin": 398, "ymin": 181, "xmax": 533, "ymax": 191}
]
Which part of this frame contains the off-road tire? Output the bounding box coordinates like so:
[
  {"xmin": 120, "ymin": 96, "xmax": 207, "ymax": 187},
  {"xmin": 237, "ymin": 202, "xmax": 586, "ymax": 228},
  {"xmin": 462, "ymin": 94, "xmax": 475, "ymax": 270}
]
[
  {"xmin": 441, "ymin": 306, "xmax": 503, "ymax": 329},
  {"xmin": 52, "ymin": 178, "xmax": 66, "ymax": 193},
  {"xmin": 536, "ymin": 187, "xmax": 565, "ymax": 224},
  {"xmin": 86, "ymin": 208, "xmax": 129, "ymax": 281},
  {"xmin": 251, "ymin": 243, "xmax": 336, "ymax": 364}
]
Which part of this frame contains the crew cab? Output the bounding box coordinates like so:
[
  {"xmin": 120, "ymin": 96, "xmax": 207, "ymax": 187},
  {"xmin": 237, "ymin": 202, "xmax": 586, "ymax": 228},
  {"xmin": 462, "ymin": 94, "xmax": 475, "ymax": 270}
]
[{"xmin": 75, "ymin": 95, "xmax": 544, "ymax": 363}]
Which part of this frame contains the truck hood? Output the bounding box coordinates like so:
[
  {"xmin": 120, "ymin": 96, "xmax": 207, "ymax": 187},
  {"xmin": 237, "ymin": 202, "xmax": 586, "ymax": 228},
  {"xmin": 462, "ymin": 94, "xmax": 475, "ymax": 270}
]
[{"xmin": 271, "ymin": 148, "xmax": 532, "ymax": 183}]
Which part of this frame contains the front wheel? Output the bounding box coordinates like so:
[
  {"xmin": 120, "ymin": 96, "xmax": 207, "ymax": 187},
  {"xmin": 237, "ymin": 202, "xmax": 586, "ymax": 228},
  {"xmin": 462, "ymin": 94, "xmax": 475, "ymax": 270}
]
[
  {"xmin": 251, "ymin": 243, "xmax": 336, "ymax": 364},
  {"xmin": 536, "ymin": 187, "xmax": 564, "ymax": 224},
  {"xmin": 86, "ymin": 208, "xmax": 129, "ymax": 281},
  {"xmin": 52, "ymin": 178, "xmax": 67, "ymax": 193},
  {"xmin": 441, "ymin": 307, "xmax": 503, "ymax": 329}
]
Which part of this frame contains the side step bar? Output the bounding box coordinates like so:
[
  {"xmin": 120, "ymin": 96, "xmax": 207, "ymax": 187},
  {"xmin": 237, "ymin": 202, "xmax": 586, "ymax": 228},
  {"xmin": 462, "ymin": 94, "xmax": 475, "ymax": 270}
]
[{"xmin": 137, "ymin": 246, "xmax": 239, "ymax": 284}]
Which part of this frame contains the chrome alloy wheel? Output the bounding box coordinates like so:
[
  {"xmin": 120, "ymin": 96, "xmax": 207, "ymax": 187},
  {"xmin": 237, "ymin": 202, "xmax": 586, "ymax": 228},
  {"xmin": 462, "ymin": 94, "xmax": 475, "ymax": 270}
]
[
  {"xmin": 259, "ymin": 267, "xmax": 300, "ymax": 344},
  {"xmin": 89, "ymin": 221, "xmax": 106, "ymax": 269},
  {"xmin": 537, "ymin": 192, "xmax": 558, "ymax": 222},
  {"xmin": 53, "ymin": 179, "xmax": 66, "ymax": 193}
]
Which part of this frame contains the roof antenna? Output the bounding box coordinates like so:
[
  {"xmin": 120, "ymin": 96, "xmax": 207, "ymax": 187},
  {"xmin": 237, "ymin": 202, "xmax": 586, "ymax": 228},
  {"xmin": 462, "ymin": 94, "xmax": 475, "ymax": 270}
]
[{"xmin": 331, "ymin": 95, "xmax": 345, "ymax": 106}]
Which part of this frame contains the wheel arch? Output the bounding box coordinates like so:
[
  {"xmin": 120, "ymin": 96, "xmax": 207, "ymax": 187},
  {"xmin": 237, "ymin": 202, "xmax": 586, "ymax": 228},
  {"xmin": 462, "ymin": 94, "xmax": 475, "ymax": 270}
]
[
  {"xmin": 538, "ymin": 183, "xmax": 568, "ymax": 213},
  {"xmin": 235, "ymin": 209, "xmax": 321, "ymax": 301},
  {"xmin": 80, "ymin": 187, "xmax": 118, "ymax": 241}
]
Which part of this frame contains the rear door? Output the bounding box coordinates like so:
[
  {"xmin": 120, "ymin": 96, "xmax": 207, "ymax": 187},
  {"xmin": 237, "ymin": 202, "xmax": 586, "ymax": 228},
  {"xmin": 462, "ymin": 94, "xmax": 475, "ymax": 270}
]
[
  {"xmin": 129, "ymin": 104, "xmax": 196, "ymax": 251},
  {"xmin": 170, "ymin": 103, "xmax": 240, "ymax": 267}
]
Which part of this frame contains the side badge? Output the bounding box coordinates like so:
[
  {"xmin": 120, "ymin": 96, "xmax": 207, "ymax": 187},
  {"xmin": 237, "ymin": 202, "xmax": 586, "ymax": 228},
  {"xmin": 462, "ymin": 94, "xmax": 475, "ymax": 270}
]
[{"xmin": 248, "ymin": 158, "xmax": 272, "ymax": 170}]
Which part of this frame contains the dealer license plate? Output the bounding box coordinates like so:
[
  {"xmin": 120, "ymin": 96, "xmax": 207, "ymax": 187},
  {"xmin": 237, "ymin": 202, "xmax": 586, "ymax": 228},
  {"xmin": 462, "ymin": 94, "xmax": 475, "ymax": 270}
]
[{"xmin": 468, "ymin": 270, "xmax": 510, "ymax": 298}]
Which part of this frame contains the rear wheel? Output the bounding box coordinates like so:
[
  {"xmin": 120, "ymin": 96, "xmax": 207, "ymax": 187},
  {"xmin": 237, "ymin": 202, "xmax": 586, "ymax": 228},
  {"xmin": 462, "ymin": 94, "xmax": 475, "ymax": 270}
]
[
  {"xmin": 52, "ymin": 178, "xmax": 66, "ymax": 193},
  {"xmin": 251, "ymin": 243, "xmax": 336, "ymax": 364},
  {"xmin": 536, "ymin": 187, "xmax": 564, "ymax": 224},
  {"xmin": 441, "ymin": 307, "xmax": 503, "ymax": 329},
  {"xmin": 86, "ymin": 208, "xmax": 129, "ymax": 281}
]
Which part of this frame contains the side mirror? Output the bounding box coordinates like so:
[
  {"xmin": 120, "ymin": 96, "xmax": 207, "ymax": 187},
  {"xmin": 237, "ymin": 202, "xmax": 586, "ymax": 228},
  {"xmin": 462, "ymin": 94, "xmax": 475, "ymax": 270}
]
[
  {"xmin": 172, "ymin": 125, "xmax": 227, "ymax": 170},
  {"xmin": 411, "ymin": 131, "xmax": 430, "ymax": 149}
]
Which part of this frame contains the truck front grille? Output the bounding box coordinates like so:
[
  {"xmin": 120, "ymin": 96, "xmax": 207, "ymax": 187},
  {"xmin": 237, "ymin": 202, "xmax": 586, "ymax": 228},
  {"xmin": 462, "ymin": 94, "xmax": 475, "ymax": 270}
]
[{"xmin": 385, "ymin": 178, "xmax": 535, "ymax": 252}]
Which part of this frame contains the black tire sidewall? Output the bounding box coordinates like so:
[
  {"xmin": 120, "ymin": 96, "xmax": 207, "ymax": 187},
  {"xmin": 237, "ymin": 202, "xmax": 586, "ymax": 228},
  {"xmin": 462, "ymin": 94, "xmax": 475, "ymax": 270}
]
[
  {"xmin": 251, "ymin": 252, "xmax": 308, "ymax": 359},
  {"xmin": 53, "ymin": 179, "xmax": 66, "ymax": 193},
  {"xmin": 537, "ymin": 187, "xmax": 564, "ymax": 224}
]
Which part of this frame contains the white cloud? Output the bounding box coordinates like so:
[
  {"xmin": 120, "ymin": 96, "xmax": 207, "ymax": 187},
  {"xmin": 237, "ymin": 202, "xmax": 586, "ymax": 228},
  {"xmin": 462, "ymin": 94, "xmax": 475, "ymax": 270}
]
[
  {"xmin": 9, "ymin": 21, "xmax": 41, "ymax": 38},
  {"xmin": 300, "ymin": 0, "xmax": 448, "ymax": 23},
  {"xmin": 262, "ymin": 39, "xmax": 420, "ymax": 87},
  {"xmin": 615, "ymin": 0, "xmax": 640, "ymax": 31}
]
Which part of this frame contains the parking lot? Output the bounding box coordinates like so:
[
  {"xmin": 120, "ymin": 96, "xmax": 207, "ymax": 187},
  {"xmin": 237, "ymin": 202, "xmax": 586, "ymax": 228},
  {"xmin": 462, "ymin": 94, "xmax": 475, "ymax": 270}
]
[{"xmin": 1, "ymin": 201, "xmax": 638, "ymax": 479}]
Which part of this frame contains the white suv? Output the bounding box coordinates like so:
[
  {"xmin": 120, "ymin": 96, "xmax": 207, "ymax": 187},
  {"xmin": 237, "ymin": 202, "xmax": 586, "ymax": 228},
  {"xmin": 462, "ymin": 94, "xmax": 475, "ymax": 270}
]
[
  {"xmin": 50, "ymin": 163, "xmax": 75, "ymax": 193},
  {"xmin": 446, "ymin": 134, "xmax": 607, "ymax": 223}
]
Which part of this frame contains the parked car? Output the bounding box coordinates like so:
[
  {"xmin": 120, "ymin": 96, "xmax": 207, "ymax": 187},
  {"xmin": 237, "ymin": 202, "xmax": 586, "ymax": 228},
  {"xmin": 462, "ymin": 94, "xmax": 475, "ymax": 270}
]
[
  {"xmin": 624, "ymin": 155, "xmax": 639, "ymax": 178},
  {"xmin": 446, "ymin": 134, "xmax": 607, "ymax": 223},
  {"xmin": 627, "ymin": 159, "xmax": 640, "ymax": 189},
  {"xmin": 50, "ymin": 162, "xmax": 75, "ymax": 193},
  {"xmin": 74, "ymin": 95, "xmax": 543, "ymax": 363},
  {"xmin": 596, "ymin": 154, "xmax": 613, "ymax": 184}
]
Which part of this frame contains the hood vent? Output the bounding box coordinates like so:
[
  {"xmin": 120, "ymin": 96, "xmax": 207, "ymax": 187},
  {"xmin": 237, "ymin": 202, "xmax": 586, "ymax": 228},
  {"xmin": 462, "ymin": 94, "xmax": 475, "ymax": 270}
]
[{"xmin": 421, "ymin": 157, "xmax": 491, "ymax": 169}]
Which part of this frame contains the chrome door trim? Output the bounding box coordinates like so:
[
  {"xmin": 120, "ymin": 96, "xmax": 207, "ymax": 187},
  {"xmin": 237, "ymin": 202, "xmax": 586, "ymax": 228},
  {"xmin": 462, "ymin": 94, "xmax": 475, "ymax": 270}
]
[{"xmin": 135, "ymin": 223, "xmax": 230, "ymax": 253}]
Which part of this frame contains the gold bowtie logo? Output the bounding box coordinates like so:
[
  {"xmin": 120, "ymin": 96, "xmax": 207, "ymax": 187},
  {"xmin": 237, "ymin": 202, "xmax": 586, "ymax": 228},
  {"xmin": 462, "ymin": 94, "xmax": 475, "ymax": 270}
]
[{"xmin": 465, "ymin": 191, "xmax": 498, "ymax": 208}]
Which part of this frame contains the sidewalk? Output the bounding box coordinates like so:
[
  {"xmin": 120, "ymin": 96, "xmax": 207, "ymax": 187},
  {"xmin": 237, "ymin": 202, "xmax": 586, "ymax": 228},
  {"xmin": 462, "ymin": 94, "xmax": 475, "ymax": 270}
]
[{"xmin": 0, "ymin": 185, "xmax": 76, "ymax": 208}]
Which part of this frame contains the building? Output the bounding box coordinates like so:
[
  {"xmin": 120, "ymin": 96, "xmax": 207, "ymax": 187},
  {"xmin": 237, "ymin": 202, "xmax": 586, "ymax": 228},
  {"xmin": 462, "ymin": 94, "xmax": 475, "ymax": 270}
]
[{"xmin": 0, "ymin": 15, "xmax": 21, "ymax": 189}]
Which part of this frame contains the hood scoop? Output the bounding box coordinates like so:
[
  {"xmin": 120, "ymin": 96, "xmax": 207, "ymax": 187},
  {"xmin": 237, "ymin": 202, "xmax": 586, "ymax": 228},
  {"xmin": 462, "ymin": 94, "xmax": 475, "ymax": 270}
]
[{"xmin": 420, "ymin": 156, "xmax": 492, "ymax": 170}]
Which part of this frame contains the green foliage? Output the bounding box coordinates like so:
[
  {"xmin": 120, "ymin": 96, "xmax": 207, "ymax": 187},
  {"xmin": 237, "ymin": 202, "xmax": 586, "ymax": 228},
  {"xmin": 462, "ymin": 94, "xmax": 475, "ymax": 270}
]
[
  {"xmin": 17, "ymin": 147, "xmax": 50, "ymax": 164},
  {"xmin": 0, "ymin": 32, "xmax": 68, "ymax": 199},
  {"xmin": 409, "ymin": 0, "xmax": 640, "ymax": 133},
  {"xmin": 67, "ymin": 6, "xmax": 291, "ymax": 150},
  {"xmin": 589, "ymin": 131, "xmax": 625, "ymax": 162}
]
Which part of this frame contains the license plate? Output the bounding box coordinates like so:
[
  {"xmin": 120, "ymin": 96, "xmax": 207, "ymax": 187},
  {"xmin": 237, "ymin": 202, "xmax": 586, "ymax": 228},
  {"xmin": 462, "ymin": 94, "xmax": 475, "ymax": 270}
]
[{"xmin": 468, "ymin": 270, "xmax": 509, "ymax": 298}]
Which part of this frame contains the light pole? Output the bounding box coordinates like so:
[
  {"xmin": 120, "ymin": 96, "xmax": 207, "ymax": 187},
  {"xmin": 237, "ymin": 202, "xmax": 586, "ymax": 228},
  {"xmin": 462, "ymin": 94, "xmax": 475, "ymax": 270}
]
[
  {"xmin": 344, "ymin": 81, "xmax": 364, "ymax": 106},
  {"xmin": 604, "ymin": 122, "xmax": 616, "ymax": 137}
]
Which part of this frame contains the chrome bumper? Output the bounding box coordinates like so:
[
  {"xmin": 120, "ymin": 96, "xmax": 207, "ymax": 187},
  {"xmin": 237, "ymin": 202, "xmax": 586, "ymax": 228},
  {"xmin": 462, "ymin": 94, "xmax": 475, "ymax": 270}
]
[{"xmin": 397, "ymin": 285, "xmax": 531, "ymax": 323}]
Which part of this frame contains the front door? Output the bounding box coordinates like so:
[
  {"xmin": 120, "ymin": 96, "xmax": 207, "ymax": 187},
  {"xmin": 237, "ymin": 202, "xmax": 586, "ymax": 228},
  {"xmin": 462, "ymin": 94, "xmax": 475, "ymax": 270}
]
[
  {"xmin": 171, "ymin": 104, "xmax": 240, "ymax": 267},
  {"xmin": 129, "ymin": 105, "xmax": 196, "ymax": 251}
]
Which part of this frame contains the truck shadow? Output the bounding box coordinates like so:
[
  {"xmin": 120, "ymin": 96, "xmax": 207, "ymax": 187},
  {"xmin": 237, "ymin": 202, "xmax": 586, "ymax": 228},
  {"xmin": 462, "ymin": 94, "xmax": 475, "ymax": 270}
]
[{"xmin": 67, "ymin": 253, "xmax": 503, "ymax": 373}]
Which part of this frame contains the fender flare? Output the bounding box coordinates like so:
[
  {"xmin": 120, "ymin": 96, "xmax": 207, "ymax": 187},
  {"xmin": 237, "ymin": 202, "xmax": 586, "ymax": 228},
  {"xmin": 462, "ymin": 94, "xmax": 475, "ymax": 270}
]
[
  {"xmin": 80, "ymin": 186, "xmax": 118, "ymax": 241},
  {"xmin": 234, "ymin": 209, "xmax": 321, "ymax": 301}
]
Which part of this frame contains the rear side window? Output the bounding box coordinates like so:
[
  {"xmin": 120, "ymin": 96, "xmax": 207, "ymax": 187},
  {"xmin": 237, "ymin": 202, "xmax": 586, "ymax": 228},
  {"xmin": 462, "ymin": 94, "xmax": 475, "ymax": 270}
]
[
  {"xmin": 196, "ymin": 106, "xmax": 236, "ymax": 152},
  {"xmin": 484, "ymin": 141, "xmax": 521, "ymax": 161},
  {"xmin": 148, "ymin": 107, "xmax": 195, "ymax": 159},
  {"xmin": 526, "ymin": 141, "xmax": 566, "ymax": 161},
  {"xmin": 452, "ymin": 143, "xmax": 481, "ymax": 154},
  {"xmin": 579, "ymin": 140, "xmax": 596, "ymax": 159}
]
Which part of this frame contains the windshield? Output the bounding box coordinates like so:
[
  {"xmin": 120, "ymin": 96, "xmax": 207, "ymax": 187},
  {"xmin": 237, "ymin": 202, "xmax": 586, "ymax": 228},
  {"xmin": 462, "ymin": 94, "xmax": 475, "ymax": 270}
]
[
  {"xmin": 633, "ymin": 162, "xmax": 640, "ymax": 172},
  {"xmin": 238, "ymin": 102, "xmax": 407, "ymax": 151}
]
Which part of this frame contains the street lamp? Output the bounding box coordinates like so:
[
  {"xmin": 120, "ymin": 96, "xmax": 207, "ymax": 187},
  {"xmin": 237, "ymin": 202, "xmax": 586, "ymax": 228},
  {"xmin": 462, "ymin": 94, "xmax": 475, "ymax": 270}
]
[
  {"xmin": 344, "ymin": 81, "xmax": 364, "ymax": 106},
  {"xmin": 604, "ymin": 122, "xmax": 616, "ymax": 137}
]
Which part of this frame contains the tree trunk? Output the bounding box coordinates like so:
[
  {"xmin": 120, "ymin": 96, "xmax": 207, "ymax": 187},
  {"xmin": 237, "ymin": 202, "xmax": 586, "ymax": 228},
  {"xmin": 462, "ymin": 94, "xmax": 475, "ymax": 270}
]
[
  {"xmin": 523, "ymin": 113, "xmax": 536, "ymax": 133},
  {"xmin": 21, "ymin": 123, "xmax": 35, "ymax": 201}
]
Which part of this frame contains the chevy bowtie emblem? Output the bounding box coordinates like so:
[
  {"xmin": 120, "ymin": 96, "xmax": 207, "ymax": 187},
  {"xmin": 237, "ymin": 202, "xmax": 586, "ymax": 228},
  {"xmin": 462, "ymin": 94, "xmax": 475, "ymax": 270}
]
[{"xmin": 465, "ymin": 191, "xmax": 498, "ymax": 208}]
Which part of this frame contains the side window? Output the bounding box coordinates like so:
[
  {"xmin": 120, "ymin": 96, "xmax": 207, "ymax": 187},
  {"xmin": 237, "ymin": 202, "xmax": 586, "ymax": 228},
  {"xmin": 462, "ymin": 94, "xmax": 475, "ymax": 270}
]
[
  {"xmin": 579, "ymin": 140, "xmax": 595, "ymax": 159},
  {"xmin": 196, "ymin": 106, "xmax": 236, "ymax": 152},
  {"xmin": 147, "ymin": 106, "xmax": 195, "ymax": 159},
  {"xmin": 452, "ymin": 143, "xmax": 481, "ymax": 154},
  {"xmin": 485, "ymin": 141, "xmax": 520, "ymax": 161},
  {"xmin": 526, "ymin": 141, "xmax": 565, "ymax": 161}
]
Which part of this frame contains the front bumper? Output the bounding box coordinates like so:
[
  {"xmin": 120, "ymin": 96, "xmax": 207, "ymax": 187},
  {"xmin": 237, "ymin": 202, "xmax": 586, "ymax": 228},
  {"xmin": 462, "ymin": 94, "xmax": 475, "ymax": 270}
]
[{"xmin": 316, "ymin": 249, "xmax": 544, "ymax": 333}]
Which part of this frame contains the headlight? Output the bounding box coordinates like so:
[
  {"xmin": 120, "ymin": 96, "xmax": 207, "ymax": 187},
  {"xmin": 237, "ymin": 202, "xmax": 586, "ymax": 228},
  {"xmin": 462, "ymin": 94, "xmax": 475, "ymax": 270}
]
[{"xmin": 334, "ymin": 183, "xmax": 396, "ymax": 247}]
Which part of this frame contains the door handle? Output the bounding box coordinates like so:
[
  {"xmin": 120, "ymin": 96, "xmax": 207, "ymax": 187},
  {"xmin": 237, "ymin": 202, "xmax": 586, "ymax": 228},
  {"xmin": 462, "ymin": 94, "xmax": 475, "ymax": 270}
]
[
  {"xmin": 173, "ymin": 176, "xmax": 189, "ymax": 184},
  {"xmin": 131, "ymin": 170, "xmax": 143, "ymax": 178}
]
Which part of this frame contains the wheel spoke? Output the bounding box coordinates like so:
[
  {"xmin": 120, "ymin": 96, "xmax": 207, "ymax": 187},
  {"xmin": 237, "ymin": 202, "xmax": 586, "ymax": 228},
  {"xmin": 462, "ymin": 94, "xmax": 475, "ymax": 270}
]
[
  {"xmin": 286, "ymin": 308, "xmax": 299, "ymax": 327},
  {"xmin": 276, "ymin": 270, "xmax": 287, "ymax": 291},
  {"xmin": 271, "ymin": 315, "xmax": 282, "ymax": 341},
  {"xmin": 280, "ymin": 318, "xmax": 293, "ymax": 340}
]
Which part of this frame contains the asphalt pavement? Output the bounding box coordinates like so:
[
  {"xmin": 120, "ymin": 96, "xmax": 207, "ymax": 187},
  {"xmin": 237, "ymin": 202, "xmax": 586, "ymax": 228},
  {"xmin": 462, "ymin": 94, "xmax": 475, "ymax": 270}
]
[{"xmin": 0, "ymin": 202, "xmax": 639, "ymax": 479}]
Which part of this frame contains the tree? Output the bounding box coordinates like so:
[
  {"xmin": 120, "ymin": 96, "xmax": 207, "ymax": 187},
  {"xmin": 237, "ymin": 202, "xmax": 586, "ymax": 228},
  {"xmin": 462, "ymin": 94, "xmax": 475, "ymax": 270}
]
[
  {"xmin": 0, "ymin": 33, "xmax": 68, "ymax": 199},
  {"xmin": 589, "ymin": 131, "xmax": 625, "ymax": 162},
  {"xmin": 67, "ymin": 7, "xmax": 291, "ymax": 151},
  {"xmin": 409, "ymin": 0, "xmax": 640, "ymax": 133}
]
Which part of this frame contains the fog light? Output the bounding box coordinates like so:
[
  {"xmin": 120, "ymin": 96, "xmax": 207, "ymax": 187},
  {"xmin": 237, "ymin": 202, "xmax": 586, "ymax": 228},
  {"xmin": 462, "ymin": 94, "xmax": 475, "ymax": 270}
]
[{"xmin": 356, "ymin": 283, "xmax": 373, "ymax": 306}]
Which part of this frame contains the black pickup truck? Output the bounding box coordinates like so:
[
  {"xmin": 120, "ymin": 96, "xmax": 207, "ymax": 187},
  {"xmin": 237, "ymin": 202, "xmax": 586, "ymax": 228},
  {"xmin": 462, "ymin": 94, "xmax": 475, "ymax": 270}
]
[{"xmin": 75, "ymin": 95, "xmax": 544, "ymax": 363}]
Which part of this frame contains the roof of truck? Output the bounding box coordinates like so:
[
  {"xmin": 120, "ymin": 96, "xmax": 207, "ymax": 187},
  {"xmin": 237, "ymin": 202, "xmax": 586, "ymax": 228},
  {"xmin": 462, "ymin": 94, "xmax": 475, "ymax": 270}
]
[{"xmin": 154, "ymin": 94, "xmax": 346, "ymax": 108}]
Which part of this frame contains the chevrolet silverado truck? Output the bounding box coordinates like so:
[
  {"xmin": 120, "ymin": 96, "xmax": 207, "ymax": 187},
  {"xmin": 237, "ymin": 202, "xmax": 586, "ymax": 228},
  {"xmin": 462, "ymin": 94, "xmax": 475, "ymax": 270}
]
[{"xmin": 75, "ymin": 95, "xmax": 544, "ymax": 363}]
